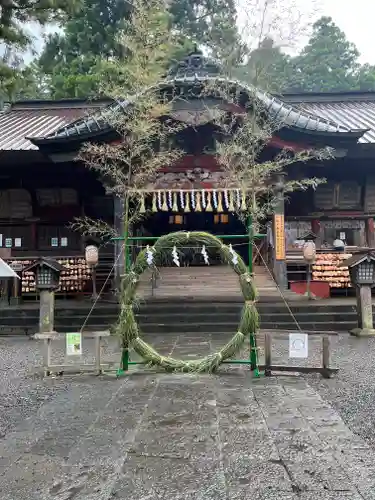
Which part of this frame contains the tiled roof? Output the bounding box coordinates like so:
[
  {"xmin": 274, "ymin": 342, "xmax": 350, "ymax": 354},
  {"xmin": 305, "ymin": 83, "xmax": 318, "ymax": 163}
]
[
  {"xmin": 0, "ymin": 99, "xmax": 110, "ymax": 151},
  {"xmin": 2, "ymin": 90, "xmax": 375, "ymax": 152},
  {"xmin": 31, "ymin": 79, "xmax": 366, "ymax": 145},
  {"xmin": 282, "ymin": 92, "xmax": 375, "ymax": 144}
]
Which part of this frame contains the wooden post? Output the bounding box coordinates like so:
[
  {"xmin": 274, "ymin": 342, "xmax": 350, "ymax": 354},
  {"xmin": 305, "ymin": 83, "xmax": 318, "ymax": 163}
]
[
  {"xmin": 264, "ymin": 332, "xmax": 272, "ymax": 377},
  {"xmin": 39, "ymin": 289, "xmax": 55, "ymax": 376},
  {"xmin": 43, "ymin": 338, "xmax": 52, "ymax": 377},
  {"xmin": 322, "ymin": 335, "xmax": 330, "ymax": 379},
  {"xmin": 272, "ymin": 175, "xmax": 288, "ymax": 290},
  {"xmin": 95, "ymin": 335, "xmax": 101, "ymax": 375},
  {"xmin": 91, "ymin": 265, "xmax": 98, "ymax": 300}
]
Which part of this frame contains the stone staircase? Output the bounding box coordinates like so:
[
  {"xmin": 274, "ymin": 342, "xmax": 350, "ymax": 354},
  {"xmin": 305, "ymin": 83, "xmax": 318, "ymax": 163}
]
[
  {"xmin": 136, "ymin": 265, "xmax": 287, "ymax": 301},
  {"xmin": 0, "ymin": 265, "xmax": 360, "ymax": 335}
]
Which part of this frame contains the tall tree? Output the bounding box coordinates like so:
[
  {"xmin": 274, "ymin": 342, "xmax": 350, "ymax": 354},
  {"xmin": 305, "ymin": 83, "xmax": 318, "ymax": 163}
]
[
  {"xmin": 0, "ymin": 0, "xmax": 79, "ymax": 48},
  {"xmin": 37, "ymin": 0, "xmax": 242, "ymax": 98},
  {"xmin": 235, "ymin": 37, "xmax": 293, "ymax": 92},
  {"xmin": 169, "ymin": 0, "xmax": 243, "ymax": 64},
  {"xmin": 232, "ymin": 0, "xmax": 320, "ymax": 91},
  {"xmin": 37, "ymin": 0, "xmax": 132, "ymax": 98},
  {"xmin": 286, "ymin": 17, "xmax": 360, "ymax": 92},
  {"xmin": 0, "ymin": 0, "xmax": 79, "ymax": 101}
]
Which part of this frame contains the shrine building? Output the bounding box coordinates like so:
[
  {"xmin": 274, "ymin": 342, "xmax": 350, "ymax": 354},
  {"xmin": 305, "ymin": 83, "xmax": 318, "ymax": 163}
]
[{"xmin": 1, "ymin": 52, "xmax": 375, "ymax": 303}]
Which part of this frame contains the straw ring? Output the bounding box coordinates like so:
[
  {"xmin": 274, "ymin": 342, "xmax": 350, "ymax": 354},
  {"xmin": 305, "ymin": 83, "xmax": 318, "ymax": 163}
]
[{"xmin": 116, "ymin": 230, "xmax": 259, "ymax": 373}]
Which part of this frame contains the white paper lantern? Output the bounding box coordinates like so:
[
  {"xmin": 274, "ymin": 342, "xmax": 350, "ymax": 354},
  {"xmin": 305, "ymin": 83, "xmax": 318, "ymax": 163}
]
[
  {"xmin": 85, "ymin": 245, "xmax": 99, "ymax": 266},
  {"xmin": 303, "ymin": 241, "xmax": 316, "ymax": 263}
]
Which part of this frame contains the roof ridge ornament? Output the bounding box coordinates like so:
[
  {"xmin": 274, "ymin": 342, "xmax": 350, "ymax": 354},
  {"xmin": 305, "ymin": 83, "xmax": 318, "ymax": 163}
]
[{"xmin": 167, "ymin": 50, "xmax": 222, "ymax": 80}]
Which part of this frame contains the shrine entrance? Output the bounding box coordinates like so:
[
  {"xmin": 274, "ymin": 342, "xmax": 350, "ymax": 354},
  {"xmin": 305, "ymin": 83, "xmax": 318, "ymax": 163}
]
[{"xmin": 138, "ymin": 211, "xmax": 250, "ymax": 265}]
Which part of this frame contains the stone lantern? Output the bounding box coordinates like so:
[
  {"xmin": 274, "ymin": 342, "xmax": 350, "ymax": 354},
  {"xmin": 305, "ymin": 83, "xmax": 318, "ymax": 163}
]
[
  {"xmin": 340, "ymin": 251, "xmax": 375, "ymax": 336},
  {"xmin": 23, "ymin": 258, "xmax": 64, "ymax": 334}
]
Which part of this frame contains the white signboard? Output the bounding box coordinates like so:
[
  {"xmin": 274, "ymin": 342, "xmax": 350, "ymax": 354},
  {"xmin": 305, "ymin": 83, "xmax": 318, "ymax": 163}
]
[
  {"xmin": 66, "ymin": 332, "xmax": 82, "ymax": 356},
  {"xmin": 289, "ymin": 333, "xmax": 308, "ymax": 358}
]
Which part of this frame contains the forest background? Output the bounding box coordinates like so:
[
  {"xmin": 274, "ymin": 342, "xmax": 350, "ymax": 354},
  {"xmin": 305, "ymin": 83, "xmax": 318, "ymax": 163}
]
[{"xmin": 1, "ymin": 0, "xmax": 375, "ymax": 102}]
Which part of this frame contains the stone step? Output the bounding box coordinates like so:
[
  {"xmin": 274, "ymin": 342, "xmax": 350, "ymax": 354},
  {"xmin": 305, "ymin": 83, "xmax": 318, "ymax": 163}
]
[
  {"xmin": 0, "ymin": 307, "xmax": 361, "ymax": 325},
  {"xmin": 0, "ymin": 321, "xmax": 355, "ymax": 336},
  {"xmin": 0, "ymin": 299, "xmax": 360, "ymax": 318},
  {"xmin": 137, "ymin": 265, "xmax": 279, "ymax": 299}
]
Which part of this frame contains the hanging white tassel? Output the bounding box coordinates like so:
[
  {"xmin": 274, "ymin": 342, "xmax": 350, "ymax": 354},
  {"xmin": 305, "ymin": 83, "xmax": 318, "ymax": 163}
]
[
  {"xmin": 179, "ymin": 190, "xmax": 185, "ymax": 210},
  {"xmin": 229, "ymin": 244, "xmax": 238, "ymax": 266},
  {"xmin": 201, "ymin": 190, "xmax": 206, "ymax": 210},
  {"xmin": 191, "ymin": 190, "xmax": 196, "ymax": 211},
  {"xmin": 157, "ymin": 191, "xmax": 162, "ymax": 210},
  {"xmin": 224, "ymin": 190, "xmax": 229, "ymax": 209},
  {"xmin": 146, "ymin": 245, "xmax": 154, "ymax": 266},
  {"xmin": 212, "ymin": 190, "xmax": 218, "ymax": 209},
  {"xmin": 201, "ymin": 245, "xmax": 209, "ymax": 265},
  {"xmin": 236, "ymin": 189, "xmax": 241, "ymax": 209},
  {"xmin": 172, "ymin": 245, "xmax": 180, "ymax": 267},
  {"xmin": 168, "ymin": 190, "xmax": 173, "ymax": 210}
]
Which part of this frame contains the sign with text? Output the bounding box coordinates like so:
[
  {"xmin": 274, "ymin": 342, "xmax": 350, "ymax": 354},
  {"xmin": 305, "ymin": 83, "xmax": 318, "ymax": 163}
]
[
  {"xmin": 274, "ymin": 214, "xmax": 285, "ymax": 260},
  {"xmin": 289, "ymin": 333, "xmax": 308, "ymax": 358},
  {"xmin": 66, "ymin": 332, "xmax": 82, "ymax": 356}
]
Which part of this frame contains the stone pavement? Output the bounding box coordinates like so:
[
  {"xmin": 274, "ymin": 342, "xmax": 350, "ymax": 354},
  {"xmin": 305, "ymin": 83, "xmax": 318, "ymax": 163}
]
[
  {"xmin": 1, "ymin": 369, "xmax": 375, "ymax": 500},
  {"xmin": 1, "ymin": 332, "xmax": 375, "ymax": 500}
]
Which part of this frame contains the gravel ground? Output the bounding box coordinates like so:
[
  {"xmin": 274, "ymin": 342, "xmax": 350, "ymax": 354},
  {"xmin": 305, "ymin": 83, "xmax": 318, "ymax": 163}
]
[
  {"xmin": 2, "ymin": 333, "xmax": 375, "ymax": 499},
  {"xmin": 0, "ymin": 336, "xmax": 121, "ymax": 436},
  {"xmin": 305, "ymin": 333, "xmax": 375, "ymax": 448},
  {"xmin": 1, "ymin": 332, "xmax": 375, "ymax": 450}
]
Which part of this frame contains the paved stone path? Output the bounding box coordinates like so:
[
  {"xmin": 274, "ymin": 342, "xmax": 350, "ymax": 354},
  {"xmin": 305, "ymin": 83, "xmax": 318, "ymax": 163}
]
[{"xmin": 1, "ymin": 334, "xmax": 375, "ymax": 499}]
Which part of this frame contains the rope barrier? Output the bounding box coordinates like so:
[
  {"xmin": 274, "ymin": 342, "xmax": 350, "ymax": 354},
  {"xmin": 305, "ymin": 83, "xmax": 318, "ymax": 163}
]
[
  {"xmin": 79, "ymin": 244, "xmax": 125, "ymax": 334},
  {"xmin": 254, "ymin": 242, "xmax": 303, "ymax": 332}
]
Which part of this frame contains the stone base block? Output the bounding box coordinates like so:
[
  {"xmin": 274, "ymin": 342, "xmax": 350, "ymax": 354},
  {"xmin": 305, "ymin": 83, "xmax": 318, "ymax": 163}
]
[{"xmin": 350, "ymin": 327, "xmax": 375, "ymax": 337}]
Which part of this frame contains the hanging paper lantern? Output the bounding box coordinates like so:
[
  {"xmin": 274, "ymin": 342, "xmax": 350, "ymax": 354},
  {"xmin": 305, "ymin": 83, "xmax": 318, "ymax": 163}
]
[
  {"xmin": 303, "ymin": 241, "xmax": 316, "ymax": 263},
  {"xmin": 85, "ymin": 245, "xmax": 98, "ymax": 266}
]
